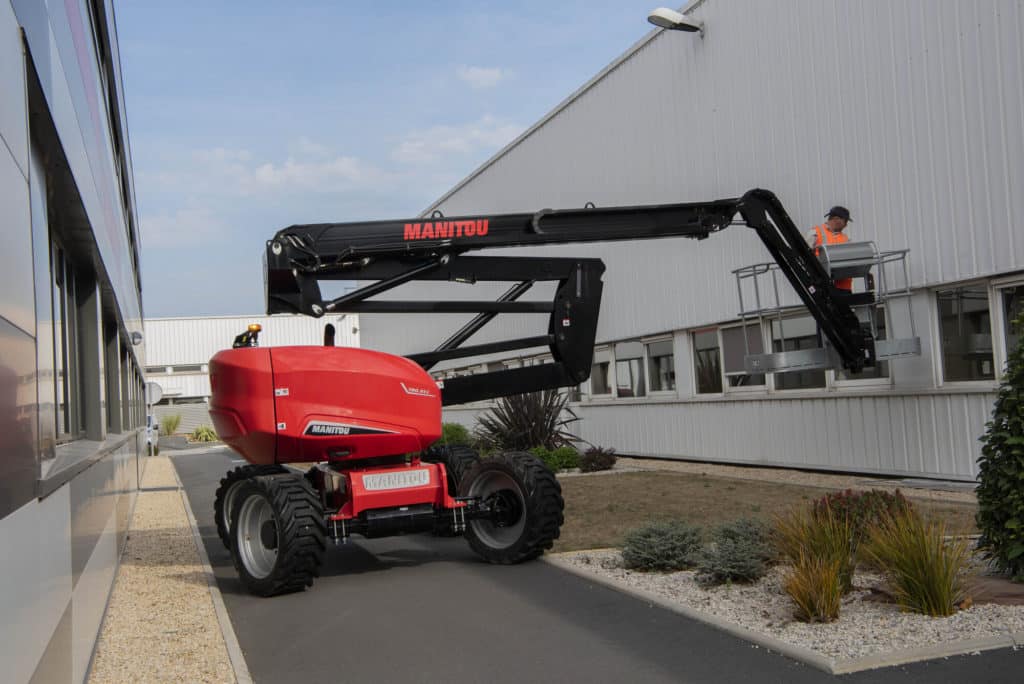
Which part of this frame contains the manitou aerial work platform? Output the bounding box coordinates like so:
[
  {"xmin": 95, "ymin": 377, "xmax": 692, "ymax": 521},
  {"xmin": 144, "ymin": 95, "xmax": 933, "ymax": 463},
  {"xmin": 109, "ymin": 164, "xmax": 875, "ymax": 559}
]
[{"xmin": 208, "ymin": 188, "xmax": 916, "ymax": 596}]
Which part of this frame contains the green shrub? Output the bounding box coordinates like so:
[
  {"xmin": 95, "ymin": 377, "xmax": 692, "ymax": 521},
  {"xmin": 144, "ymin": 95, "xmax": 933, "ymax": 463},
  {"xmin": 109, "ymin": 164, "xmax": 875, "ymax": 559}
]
[
  {"xmin": 862, "ymin": 508, "xmax": 971, "ymax": 616},
  {"xmin": 977, "ymin": 312, "xmax": 1024, "ymax": 580},
  {"xmin": 159, "ymin": 414, "xmax": 182, "ymax": 436},
  {"xmin": 474, "ymin": 390, "xmax": 578, "ymax": 450},
  {"xmin": 435, "ymin": 422, "xmax": 472, "ymax": 446},
  {"xmin": 190, "ymin": 425, "xmax": 218, "ymax": 442},
  {"xmin": 774, "ymin": 503, "xmax": 856, "ymax": 593},
  {"xmin": 784, "ymin": 553, "xmax": 843, "ymax": 623},
  {"xmin": 813, "ymin": 488, "xmax": 912, "ymax": 549},
  {"xmin": 579, "ymin": 446, "xmax": 617, "ymax": 473},
  {"xmin": 529, "ymin": 446, "xmax": 580, "ymax": 472},
  {"xmin": 621, "ymin": 520, "xmax": 703, "ymax": 571},
  {"xmin": 695, "ymin": 518, "xmax": 773, "ymax": 586}
]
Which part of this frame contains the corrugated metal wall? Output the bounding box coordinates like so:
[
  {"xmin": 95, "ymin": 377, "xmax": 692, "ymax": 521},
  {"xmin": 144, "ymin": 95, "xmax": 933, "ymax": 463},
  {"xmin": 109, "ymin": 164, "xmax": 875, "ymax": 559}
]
[
  {"xmin": 443, "ymin": 387, "xmax": 992, "ymax": 482},
  {"xmin": 144, "ymin": 314, "xmax": 360, "ymax": 366},
  {"xmin": 361, "ymin": 0, "xmax": 1023, "ymax": 480},
  {"xmin": 152, "ymin": 404, "xmax": 216, "ymax": 435}
]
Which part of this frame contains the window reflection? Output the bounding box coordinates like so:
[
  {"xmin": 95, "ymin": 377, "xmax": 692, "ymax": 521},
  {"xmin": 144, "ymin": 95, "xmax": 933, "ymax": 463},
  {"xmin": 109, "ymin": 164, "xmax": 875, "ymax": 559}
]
[{"xmin": 937, "ymin": 287, "xmax": 994, "ymax": 382}]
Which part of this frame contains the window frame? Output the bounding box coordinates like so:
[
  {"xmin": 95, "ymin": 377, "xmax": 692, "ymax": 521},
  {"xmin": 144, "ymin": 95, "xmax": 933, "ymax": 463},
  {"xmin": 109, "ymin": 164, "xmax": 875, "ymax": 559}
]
[
  {"xmin": 51, "ymin": 240, "xmax": 86, "ymax": 443},
  {"xmin": 991, "ymin": 275, "xmax": 1024, "ymax": 381},
  {"xmin": 612, "ymin": 340, "xmax": 647, "ymax": 399},
  {"xmin": 831, "ymin": 305, "xmax": 893, "ymax": 389},
  {"xmin": 719, "ymin": 321, "xmax": 768, "ymax": 393},
  {"xmin": 933, "ymin": 282, "xmax": 999, "ymax": 388},
  {"xmin": 641, "ymin": 336, "xmax": 677, "ymax": 396},
  {"xmin": 691, "ymin": 327, "xmax": 724, "ymax": 395},
  {"xmin": 587, "ymin": 346, "xmax": 613, "ymax": 398}
]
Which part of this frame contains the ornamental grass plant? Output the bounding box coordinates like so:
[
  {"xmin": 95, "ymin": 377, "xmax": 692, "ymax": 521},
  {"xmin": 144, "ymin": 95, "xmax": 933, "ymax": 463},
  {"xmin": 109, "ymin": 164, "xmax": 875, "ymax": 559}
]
[
  {"xmin": 861, "ymin": 508, "xmax": 971, "ymax": 617},
  {"xmin": 783, "ymin": 553, "xmax": 843, "ymax": 623},
  {"xmin": 159, "ymin": 413, "xmax": 182, "ymax": 436},
  {"xmin": 774, "ymin": 503, "xmax": 856, "ymax": 594},
  {"xmin": 189, "ymin": 425, "xmax": 218, "ymax": 442}
]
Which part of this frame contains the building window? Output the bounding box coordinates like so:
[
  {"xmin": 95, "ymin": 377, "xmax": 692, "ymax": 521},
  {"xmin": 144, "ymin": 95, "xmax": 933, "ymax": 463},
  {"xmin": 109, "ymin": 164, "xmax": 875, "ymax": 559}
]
[
  {"xmin": 1000, "ymin": 285, "xmax": 1023, "ymax": 360},
  {"xmin": 693, "ymin": 329, "xmax": 722, "ymax": 394},
  {"xmin": 614, "ymin": 341, "xmax": 646, "ymax": 398},
  {"xmin": 145, "ymin": 365, "xmax": 169, "ymax": 374},
  {"xmin": 835, "ymin": 307, "xmax": 890, "ymax": 382},
  {"xmin": 937, "ymin": 286, "xmax": 994, "ymax": 382},
  {"xmin": 645, "ymin": 339, "xmax": 675, "ymax": 392},
  {"xmin": 52, "ymin": 244, "xmax": 85, "ymax": 439},
  {"xmin": 721, "ymin": 323, "xmax": 765, "ymax": 388},
  {"xmin": 771, "ymin": 315, "xmax": 827, "ymax": 389},
  {"xmin": 171, "ymin": 363, "xmax": 203, "ymax": 373},
  {"xmin": 590, "ymin": 348, "xmax": 611, "ymax": 395}
]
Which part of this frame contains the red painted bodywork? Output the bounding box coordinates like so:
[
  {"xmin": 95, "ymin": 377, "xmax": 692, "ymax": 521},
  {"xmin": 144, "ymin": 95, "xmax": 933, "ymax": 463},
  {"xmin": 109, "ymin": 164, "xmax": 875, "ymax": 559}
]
[
  {"xmin": 335, "ymin": 461, "xmax": 452, "ymax": 520},
  {"xmin": 209, "ymin": 346, "xmax": 442, "ymax": 466}
]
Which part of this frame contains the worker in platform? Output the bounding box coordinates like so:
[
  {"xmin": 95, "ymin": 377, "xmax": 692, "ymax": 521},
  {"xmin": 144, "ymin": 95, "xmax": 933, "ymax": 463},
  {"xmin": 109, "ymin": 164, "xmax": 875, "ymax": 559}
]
[{"xmin": 806, "ymin": 205, "xmax": 853, "ymax": 291}]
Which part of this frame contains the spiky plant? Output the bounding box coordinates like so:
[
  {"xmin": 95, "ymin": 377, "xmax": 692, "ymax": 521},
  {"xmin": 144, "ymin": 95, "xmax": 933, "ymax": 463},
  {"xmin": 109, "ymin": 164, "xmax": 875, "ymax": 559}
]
[{"xmin": 474, "ymin": 389, "xmax": 579, "ymax": 451}]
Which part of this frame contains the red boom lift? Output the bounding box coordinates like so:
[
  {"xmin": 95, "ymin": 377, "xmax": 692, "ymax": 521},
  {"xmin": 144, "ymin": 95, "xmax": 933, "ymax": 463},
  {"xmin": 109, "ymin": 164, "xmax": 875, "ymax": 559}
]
[{"xmin": 209, "ymin": 188, "xmax": 877, "ymax": 596}]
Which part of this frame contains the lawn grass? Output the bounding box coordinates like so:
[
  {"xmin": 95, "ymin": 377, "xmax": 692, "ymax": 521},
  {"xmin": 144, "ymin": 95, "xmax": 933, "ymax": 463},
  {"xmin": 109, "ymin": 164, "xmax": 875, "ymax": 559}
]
[{"xmin": 552, "ymin": 471, "xmax": 978, "ymax": 553}]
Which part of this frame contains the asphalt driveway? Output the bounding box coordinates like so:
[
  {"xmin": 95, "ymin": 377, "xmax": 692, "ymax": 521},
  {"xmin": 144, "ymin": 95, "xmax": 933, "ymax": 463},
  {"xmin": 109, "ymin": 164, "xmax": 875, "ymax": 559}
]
[{"xmin": 172, "ymin": 449, "xmax": 1021, "ymax": 683}]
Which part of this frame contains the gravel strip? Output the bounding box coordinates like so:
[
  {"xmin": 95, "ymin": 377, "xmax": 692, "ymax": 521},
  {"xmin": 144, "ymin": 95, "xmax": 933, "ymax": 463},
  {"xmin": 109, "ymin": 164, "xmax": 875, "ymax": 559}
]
[
  {"xmin": 88, "ymin": 457, "xmax": 235, "ymax": 683},
  {"xmin": 555, "ymin": 549, "xmax": 1024, "ymax": 663}
]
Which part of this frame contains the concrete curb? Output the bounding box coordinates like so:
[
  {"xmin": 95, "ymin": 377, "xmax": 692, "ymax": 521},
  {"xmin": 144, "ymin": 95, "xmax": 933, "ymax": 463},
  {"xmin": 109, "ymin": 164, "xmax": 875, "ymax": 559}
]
[
  {"xmin": 830, "ymin": 632, "xmax": 1022, "ymax": 674},
  {"xmin": 542, "ymin": 555, "xmax": 836, "ymax": 673},
  {"xmin": 171, "ymin": 463, "xmax": 254, "ymax": 684},
  {"xmin": 543, "ymin": 555, "xmax": 1023, "ymax": 675}
]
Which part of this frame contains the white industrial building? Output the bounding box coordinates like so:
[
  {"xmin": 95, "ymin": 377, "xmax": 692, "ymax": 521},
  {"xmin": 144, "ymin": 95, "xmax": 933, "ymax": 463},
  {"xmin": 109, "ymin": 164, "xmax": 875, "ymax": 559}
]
[
  {"xmin": 144, "ymin": 314, "xmax": 360, "ymax": 431},
  {"xmin": 358, "ymin": 0, "xmax": 1023, "ymax": 482}
]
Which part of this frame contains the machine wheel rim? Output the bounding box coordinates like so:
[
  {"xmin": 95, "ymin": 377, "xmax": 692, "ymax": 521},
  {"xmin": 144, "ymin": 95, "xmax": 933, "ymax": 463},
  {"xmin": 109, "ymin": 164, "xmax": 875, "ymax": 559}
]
[
  {"xmin": 221, "ymin": 483, "xmax": 241, "ymax": 542},
  {"xmin": 236, "ymin": 494, "xmax": 278, "ymax": 579},
  {"xmin": 467, "ymin": 470, "xmax": 526, "ymax": 548}
]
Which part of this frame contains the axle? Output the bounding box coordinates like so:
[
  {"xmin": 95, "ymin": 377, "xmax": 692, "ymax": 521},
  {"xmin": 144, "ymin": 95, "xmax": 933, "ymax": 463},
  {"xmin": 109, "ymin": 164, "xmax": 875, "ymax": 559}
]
[{"xmin": 323, "ymin": 497, "xmax": 504, "ymax": 544}]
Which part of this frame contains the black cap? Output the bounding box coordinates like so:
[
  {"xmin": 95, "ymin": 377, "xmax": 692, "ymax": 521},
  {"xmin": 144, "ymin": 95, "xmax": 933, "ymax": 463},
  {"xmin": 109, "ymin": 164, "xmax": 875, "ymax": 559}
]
[{"xmin": 826, "ymin": 205, "xmax": 851, "ymax": 221}]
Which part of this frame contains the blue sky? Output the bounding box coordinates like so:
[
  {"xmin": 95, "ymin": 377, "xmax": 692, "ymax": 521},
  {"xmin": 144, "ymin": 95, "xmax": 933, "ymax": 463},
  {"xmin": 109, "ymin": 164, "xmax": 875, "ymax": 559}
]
[{"xmin": 117, "ymin": 0, "xmax": 666, "ymax": 317}]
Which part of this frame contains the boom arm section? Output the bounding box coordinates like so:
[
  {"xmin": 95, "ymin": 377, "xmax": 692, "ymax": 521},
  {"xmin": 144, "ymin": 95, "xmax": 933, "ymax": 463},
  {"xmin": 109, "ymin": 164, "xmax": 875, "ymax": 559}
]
[{"xmin": 265, "ymin": 189, "xmax": 871, "ymax": 405}]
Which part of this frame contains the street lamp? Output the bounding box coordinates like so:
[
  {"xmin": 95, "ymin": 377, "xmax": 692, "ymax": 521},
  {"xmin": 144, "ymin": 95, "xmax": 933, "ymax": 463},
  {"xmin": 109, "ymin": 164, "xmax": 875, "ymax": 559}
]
[{"xmin": 647, "ymin": 7, "xmax": 704, "ymax": 37}]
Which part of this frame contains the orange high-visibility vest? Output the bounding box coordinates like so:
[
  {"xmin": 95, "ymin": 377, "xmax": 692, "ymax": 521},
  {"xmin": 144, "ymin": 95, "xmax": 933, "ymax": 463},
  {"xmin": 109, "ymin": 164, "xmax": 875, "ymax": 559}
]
[{"xmin": 813, "ymin": 224, "xmax": 852, "ymax": 291}]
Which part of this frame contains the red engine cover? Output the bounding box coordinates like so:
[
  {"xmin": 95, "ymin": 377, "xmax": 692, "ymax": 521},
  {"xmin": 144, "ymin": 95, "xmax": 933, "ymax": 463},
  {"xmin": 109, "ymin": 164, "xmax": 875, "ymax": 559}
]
[{"xmin": 209, "ymin": 346, "xmax": 442, "ymax": 465}]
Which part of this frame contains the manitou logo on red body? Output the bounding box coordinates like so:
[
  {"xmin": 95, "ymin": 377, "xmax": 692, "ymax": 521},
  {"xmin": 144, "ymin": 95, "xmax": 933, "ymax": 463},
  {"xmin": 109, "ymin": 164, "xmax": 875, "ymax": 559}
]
[{"xmin": 403, "ymin": 219, "xmax": 490, "ymax": 241}]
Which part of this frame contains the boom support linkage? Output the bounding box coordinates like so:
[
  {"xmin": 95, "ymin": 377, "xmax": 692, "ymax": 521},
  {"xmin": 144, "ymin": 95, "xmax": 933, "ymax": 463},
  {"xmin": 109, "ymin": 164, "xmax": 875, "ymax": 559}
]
[{"xmin": 265, "ymin": 189, "xmax": 871, "ymax": 405}]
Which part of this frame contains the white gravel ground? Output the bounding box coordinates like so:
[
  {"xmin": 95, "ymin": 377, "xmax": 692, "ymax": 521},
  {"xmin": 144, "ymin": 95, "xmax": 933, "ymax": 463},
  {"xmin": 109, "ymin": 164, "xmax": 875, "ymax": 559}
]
[
  {"xmin": 88, "ymin": 457, "xmax": 235, "ymax": 684},
  {"xmin": 555, "ymin": 549, "xmax": 1024, "ymax": 662}
]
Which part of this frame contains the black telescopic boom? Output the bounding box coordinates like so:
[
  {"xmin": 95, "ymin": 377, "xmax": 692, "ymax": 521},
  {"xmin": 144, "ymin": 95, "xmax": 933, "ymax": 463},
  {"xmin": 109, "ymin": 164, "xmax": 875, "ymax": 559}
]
[{"xmin": 264, "ymin": 189, "xmax": 871, "ymax": 405}]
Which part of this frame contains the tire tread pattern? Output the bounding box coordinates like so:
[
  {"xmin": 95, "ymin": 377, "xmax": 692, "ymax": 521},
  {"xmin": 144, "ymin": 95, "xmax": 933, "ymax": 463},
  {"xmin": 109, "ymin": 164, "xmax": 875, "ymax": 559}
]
[
  {"xmin": 214, "ymin": 464, "xmax": 287, "ymax": 548},
  {"xmin": 424, "ymin": 445, "xmax": 481, "ymax": 495},
  {"xmin": 461, "ymin": 451, "xmax": 564, "ymax": 564},
  {"xmin": 231, "ymin": 473, "xmax": 327, "ymax": 597}
]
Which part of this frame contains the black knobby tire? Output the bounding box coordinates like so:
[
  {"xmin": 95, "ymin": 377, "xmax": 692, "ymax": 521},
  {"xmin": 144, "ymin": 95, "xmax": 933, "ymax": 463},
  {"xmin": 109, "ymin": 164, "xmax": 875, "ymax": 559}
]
[
  {"xmin": 229, "ymin": 473, "xmax": 327, "ymax": 597},
  {"xmin": 459, "ymin": 451, "xmax": 564, "ymax": 564},
  {"xmin": 214, "ymin": 464, "xmax": 287, "ymax": 549},
  {"xmin": 424, "ymin": 445, "xmax": 481, "ymax": 495}
]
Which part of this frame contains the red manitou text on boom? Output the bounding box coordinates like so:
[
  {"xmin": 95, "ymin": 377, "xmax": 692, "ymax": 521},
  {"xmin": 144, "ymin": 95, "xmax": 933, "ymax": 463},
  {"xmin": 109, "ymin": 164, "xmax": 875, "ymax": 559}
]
[{"xmin": 403, "ymin": 219, "xmax": 490, "ymax": 241}]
